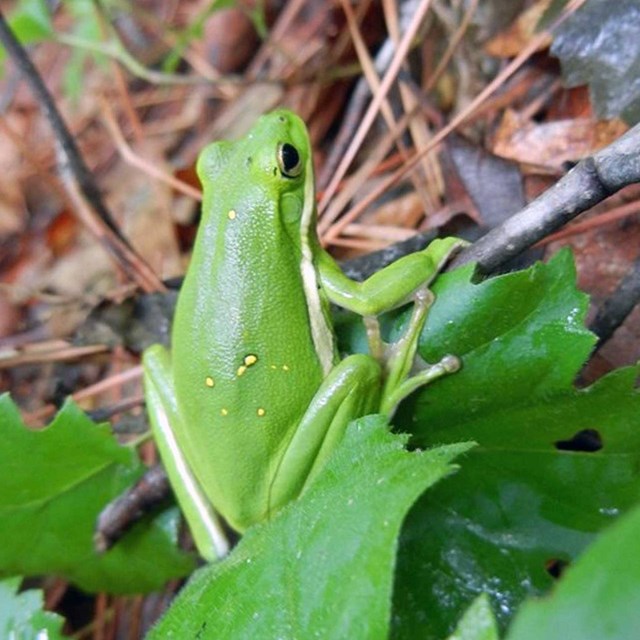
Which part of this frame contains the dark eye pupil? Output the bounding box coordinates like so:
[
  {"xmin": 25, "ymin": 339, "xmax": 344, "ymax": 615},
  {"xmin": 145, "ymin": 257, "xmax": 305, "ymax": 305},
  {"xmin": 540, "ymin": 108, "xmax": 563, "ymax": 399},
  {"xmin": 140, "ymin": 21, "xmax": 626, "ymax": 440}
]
[{"xmin": 281, "ymin": 143, "xmax": 299, "ymax": 172}]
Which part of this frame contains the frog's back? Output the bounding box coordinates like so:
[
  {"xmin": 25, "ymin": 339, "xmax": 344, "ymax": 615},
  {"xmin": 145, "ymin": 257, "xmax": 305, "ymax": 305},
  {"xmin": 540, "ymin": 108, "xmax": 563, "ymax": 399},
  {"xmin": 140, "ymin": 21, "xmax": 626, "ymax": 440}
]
[{"xmin": 171, "ymin": 111, "xmax": 333, "ymax": 530}]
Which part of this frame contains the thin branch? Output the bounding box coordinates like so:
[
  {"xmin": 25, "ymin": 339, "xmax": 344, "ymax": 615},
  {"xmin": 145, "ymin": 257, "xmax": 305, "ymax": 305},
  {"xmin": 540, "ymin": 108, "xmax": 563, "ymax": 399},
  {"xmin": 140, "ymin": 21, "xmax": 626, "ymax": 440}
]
[
  {"xmin": 0, "ymin": 12, "xmax": 118, "ymax": 238},
  {"xmin": 100, "ymin": 97, "xmax": 202, "ymax": 201},
  {"xmin": 0, "ymin": 344, "xmax": 109, "ymax": 370},
  {"xmin": 537, "ymin": 199, "xmax": 640, "ymax": 246},
  {"xmin": 0, "ymin": 9, "xmax": 163, "ymax": 292},
  {"xmin": 22, "ymin": 366, "xmax": 143, "ymax": 426},
  {"xmin": 453, "ymin": 122, "xmax": 640, "ymax": 273},
  {"xmin": 590, "ymin": 256, "xmax": 640, "ymax": 349},
  {"xmin": 95, "ymin": 464, "xmax": 170, "ymax": 553},
  {"xmin": 56, "ymin": 33, "xmax": 238, "ymax": 87}
]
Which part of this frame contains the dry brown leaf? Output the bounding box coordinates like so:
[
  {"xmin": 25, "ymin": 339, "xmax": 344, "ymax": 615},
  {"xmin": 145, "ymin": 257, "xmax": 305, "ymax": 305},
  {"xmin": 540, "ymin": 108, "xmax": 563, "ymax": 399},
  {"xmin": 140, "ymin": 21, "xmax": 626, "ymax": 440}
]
[
  {"xmin": 364, "ymin": 189, "xmax": 425, "ymax": 228},
  {"xmin": 492, "ymin": 109, "xmax": 628, "ymax": 169}
]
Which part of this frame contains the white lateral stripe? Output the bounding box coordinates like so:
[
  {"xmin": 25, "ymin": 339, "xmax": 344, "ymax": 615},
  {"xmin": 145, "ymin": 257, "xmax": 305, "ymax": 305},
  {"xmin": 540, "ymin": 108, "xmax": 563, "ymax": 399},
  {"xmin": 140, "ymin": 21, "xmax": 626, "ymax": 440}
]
[
  {"xmin": 155, "ymin": 401, "xmax": 229, "ymax": 558},
  {"xmin": 300, "ymin": 257, "xmax": 334, "ymax": 374},
  {"xmin": 300, "ymin": 157, "xmax": 334, "ymax": 374}
]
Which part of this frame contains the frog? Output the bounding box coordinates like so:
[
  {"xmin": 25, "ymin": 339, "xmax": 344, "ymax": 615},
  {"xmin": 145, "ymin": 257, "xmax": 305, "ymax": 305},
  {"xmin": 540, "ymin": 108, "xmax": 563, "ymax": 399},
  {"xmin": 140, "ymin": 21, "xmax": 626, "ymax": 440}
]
[{"xmin": 143, "ymin": 109, "xmax": 464, "ymax": 560}]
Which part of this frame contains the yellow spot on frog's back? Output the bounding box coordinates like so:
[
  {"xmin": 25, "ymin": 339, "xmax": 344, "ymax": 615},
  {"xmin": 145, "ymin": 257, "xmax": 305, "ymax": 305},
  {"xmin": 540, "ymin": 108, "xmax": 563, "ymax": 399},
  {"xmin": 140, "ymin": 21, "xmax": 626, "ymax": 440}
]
[
  {"xmin": 282, "ymin": 364, "xmax": 290, "ymax": 371},
  {"xmin": 205, "ymin": 376, "xmax": 215, "ymax": 388},
  {"xmin": 237, "ymin": 354, "xmax": 258, "ymax": 376},
  {"xmin": 270, "ymin": 364, "xmax": 277, "ymax": 370},
  {"xmin": 227, "ymin": 209, "xmax": 237, "ymax": 220},
  {"xmin": 257, "ymin": 408, "xmax": 266, "ymax": 417},
  {"xmin": 221, "ymin": 408, "xmax": 228, "ymax": 416}
]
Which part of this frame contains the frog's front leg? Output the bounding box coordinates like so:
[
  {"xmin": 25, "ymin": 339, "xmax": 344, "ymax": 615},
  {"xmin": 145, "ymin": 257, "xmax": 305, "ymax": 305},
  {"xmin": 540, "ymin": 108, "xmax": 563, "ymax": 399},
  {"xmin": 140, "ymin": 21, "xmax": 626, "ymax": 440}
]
[
  {"xmin": 379, "ymin": 287, "xmax": 461, "ymax": 415},
  {"xmin": 267, "ymin": 354, "xmax": 382, "ymax": 517},
  {"xmin": 143, "ymin": 345, "xmax": 229, "ymax": 561},
  {"xmin": 317, "ymin": 236, "xmax": 466, "ymax": 415}
]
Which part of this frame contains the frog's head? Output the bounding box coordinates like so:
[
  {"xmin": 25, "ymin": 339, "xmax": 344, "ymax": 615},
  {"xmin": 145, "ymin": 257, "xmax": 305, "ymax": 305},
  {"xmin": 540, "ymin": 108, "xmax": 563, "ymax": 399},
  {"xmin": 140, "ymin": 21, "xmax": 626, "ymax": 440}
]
[
  {"xmin": 197, "ymin": 110, "xmax": 315, "ymax": 242},
  {"xmin": 248, "ymin": 109, "xmax": 311, "ymax": 181},
  {"xmin": 245, "ymin": 109, "xmax": 315, "ymax": 233}
]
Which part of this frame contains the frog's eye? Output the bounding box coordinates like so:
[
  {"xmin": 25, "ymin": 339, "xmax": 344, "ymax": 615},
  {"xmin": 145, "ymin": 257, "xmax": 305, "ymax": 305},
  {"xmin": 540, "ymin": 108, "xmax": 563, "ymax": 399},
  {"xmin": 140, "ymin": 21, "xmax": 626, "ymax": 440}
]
[{"xmin": 277, "ymin": 143, "xmax": 302, "ymax": 178}]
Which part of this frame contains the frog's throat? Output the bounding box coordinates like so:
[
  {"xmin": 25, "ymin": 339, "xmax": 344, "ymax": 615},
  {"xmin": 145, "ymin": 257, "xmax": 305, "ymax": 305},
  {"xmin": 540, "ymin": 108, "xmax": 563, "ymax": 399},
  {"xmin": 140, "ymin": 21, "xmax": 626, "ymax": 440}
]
[{"xmin": 300, "ymin": 157, "xmax": 334, "ymax": 375}]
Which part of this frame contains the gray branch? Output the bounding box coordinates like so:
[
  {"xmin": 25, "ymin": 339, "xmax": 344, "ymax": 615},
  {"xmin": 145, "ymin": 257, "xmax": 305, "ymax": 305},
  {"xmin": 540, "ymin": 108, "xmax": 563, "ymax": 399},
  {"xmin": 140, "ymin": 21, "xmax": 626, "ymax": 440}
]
[{"xmin": 452, "ymin": 122, "xmax": 640, "ymax": 274}]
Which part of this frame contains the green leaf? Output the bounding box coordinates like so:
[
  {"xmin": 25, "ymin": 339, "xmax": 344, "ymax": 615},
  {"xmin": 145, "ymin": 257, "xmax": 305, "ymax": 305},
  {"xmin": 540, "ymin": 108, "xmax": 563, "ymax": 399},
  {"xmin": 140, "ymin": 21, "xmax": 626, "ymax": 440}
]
[
  {"xmin": 0, "ymin": 395, "xmax": 195, "ymax": 593},
  {"xmin": 0, "ymin": 577, "xmax": 66, "ymax": 639},
  {"xmin": 9, "ymin": 0, "xmax": 53, "ymax": 41},
  {"xmin": 148, "ymin": 416, "xmax": 473, "ymax": 639},
  {"xmin": 0, "ymin": 0, "xmax": 53, "ymax": 64},
  {"xmin": 388, "ymin": 251, "xmax": 640, "ymax": 637},
  {"xmin": 447, "ymin": 594, "xmax": 499, "ymax": 640},
  {"xmin": 507, "ymin": 501, "xmax": 640, "ymax": 640}
]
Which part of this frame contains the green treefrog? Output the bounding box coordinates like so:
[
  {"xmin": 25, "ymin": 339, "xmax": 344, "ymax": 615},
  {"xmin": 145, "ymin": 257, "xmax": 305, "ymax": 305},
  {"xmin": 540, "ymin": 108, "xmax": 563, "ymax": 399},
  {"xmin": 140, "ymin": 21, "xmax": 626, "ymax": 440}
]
[{"xmin": 143, "ymin": 110, "xmax": 463, "ymax": 561}]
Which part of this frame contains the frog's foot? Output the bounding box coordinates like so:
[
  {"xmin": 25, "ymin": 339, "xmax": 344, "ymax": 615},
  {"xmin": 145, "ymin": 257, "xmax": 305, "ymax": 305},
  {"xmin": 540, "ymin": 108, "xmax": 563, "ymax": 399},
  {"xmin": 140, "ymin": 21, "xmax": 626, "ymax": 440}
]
[
  {"xmin": 380, "ymin": 286, "xmax": 434, "ymax": 394},
  {"xmin": 380, "ymin": 353, "xmax": 460, "ymax": 416},
  {"xmin": 379, "ymin": 286, "xmax": 461, "ymax": 417}
]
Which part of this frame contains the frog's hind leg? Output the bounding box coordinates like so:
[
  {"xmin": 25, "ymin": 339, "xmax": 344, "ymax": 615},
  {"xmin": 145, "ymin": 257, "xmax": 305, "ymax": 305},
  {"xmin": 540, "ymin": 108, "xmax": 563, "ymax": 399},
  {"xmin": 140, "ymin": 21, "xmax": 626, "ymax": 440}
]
[
  {"xmin": 267, "ymin": 353, "xmax": 382, "ymax": 517},
  {"xmin": 144, "ymin": 345, "xmax": 229, "ymax": 560}
]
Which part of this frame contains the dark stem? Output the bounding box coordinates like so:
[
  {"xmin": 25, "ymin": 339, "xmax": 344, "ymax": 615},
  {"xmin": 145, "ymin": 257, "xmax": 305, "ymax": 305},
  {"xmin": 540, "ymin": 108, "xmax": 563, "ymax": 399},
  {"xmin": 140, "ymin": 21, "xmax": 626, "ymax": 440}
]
[
  {"xmin": 590, "ymin": 255, "xmax": 640, "ymax": 350},
  {"xmin": 453, "ymin": 122, "xmax": 640, "ymax": 274},
  {"xmin": 94, "ymin": 464, "xmax": 170, "ymax": 553},
  {"xmin": 0, "ymin": 9, "xmax": 128, "ymax": 243}
]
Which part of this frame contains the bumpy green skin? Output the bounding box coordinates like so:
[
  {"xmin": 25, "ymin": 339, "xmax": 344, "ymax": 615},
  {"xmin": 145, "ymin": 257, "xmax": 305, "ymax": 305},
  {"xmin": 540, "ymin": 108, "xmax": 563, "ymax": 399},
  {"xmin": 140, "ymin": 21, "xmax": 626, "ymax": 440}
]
[{"xmin": 144, "ymin": 110, "xmax": 463, "ymax": 558}]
